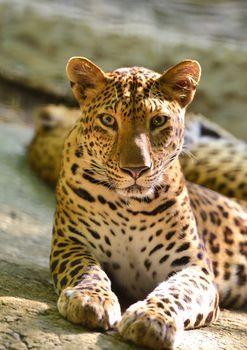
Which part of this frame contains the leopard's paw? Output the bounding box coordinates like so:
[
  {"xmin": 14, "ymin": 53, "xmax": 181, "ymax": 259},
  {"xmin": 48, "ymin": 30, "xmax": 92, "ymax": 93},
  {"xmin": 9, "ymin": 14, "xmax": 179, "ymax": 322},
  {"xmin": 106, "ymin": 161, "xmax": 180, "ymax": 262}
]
[
  {"xmin": 57, "ymin": 287, "xmax": 121, "ymax": 330},
  {"xmin": 118, "ymin": 301, "xmax": 182, "ymax": 350}
]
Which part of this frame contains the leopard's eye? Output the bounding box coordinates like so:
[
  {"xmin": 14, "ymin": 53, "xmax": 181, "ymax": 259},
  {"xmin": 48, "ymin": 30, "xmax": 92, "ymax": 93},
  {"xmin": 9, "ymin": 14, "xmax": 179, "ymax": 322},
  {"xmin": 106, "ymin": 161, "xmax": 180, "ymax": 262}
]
[
  {"xmin": 98, "ymin": 114, "xmax": 117, "ymax": 129},
  {"xmin": 150, "ymin": 115, "xmax": 168, "ymax": 130}
]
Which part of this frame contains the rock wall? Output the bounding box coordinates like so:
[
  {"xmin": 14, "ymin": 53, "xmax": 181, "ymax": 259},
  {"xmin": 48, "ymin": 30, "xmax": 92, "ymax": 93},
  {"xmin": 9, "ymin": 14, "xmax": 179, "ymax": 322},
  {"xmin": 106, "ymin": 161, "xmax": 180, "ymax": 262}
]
[{"xmin": 0, "ymin": 0, "xmax": 246, "ymax": 140}]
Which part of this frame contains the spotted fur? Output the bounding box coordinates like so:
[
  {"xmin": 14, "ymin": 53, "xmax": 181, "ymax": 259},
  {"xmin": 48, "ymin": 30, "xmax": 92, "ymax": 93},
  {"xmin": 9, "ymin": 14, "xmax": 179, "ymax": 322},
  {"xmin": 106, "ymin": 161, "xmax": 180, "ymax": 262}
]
[
  {"xmin": 27, "ymin": 105, "xmax": 79, "ymax": 185},
  {"xmin": 181, "ymin": 114, "xmax": 247, "ymax": 201},
  {"xmin": 49, "ymin": 57, "xmax": 247, "ymax": 350}
]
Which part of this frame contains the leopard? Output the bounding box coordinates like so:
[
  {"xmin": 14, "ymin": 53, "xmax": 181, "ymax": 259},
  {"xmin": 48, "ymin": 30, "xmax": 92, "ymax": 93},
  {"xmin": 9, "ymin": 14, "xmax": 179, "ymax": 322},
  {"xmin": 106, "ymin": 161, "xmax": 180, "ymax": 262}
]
[
  {"xmin": 28, "ymin": 106, "xmax": 247, "ymax": 201},
  {"xmin": 27, "ymin": 105, "xmax": 79, "ymax": 185},
  {"xmin": 181, "ymin": 113, "xmax": 247, "ymax": 201},
  {"xmin": 50, "ymin": 57, "xmax": 247, "ymax": 350}
]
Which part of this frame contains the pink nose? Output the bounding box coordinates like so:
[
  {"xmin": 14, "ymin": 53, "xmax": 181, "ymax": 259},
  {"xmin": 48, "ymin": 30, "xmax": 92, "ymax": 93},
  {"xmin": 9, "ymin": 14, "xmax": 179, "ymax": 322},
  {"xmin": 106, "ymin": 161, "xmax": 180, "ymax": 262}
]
[{"xmin": 121, "ymin": 166, "xmax": 150, "ymax": 180}]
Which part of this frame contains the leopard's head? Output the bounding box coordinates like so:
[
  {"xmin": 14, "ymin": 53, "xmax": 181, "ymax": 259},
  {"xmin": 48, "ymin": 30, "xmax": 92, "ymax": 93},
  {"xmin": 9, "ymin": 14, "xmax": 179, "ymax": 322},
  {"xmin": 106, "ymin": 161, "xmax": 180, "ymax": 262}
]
[{"xmin": 67, "ymin": 57, "xmax": 201, "ymax": 198}]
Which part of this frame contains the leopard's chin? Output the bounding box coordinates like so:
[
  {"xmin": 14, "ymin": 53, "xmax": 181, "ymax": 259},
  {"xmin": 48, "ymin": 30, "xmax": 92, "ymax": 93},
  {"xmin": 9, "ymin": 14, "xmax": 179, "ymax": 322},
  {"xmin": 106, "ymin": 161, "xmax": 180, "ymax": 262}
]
[{"xmin": 116, "ymin": 184, "xmax": 154, "ymax": 199}]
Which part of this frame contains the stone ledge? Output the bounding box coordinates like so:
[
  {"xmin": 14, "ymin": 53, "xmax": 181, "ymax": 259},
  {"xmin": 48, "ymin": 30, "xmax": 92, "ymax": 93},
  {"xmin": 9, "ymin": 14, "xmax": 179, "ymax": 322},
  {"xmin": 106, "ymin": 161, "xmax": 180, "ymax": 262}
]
[{"xmin": 0, "ymin": 259, "xmax": 247, "ymax": 350}]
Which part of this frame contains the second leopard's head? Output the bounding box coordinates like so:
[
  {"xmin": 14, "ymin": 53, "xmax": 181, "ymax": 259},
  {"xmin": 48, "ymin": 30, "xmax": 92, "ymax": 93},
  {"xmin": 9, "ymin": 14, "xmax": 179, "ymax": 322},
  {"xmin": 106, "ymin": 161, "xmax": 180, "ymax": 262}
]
[{"xmin": 66, "ymin": 57, "xmax": 201, "ymax": 198}]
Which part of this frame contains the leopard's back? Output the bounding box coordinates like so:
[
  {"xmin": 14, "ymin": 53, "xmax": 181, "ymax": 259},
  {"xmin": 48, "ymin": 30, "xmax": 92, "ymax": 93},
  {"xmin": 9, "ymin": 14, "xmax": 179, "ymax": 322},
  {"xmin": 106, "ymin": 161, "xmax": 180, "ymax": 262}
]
[{"xmin": 181, "ymin": 114, "xmax": 247, "ymax": 200}]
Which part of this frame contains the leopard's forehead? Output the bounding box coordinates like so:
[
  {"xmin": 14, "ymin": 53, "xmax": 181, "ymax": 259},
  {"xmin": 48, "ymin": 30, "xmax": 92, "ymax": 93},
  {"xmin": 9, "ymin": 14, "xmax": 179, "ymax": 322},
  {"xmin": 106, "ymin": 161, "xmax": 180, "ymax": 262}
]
[
  {"xmin": 110, "ymin": 66, "xmax": 160, "ymax": 78},
  {"xmin": 106, "ymin": 67, "xmax": 161, "ymax": 98}
]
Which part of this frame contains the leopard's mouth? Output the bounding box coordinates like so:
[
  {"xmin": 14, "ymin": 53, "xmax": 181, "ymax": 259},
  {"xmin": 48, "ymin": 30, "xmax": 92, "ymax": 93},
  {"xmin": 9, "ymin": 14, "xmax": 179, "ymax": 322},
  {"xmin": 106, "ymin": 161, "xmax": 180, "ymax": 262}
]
[
  {"xmin": 126, "ymin": 184, "xmax": 143, "ymax": 191},
  {"xmin": 116, "ymin": 184, "xmax": 154, "ymax": 198}
]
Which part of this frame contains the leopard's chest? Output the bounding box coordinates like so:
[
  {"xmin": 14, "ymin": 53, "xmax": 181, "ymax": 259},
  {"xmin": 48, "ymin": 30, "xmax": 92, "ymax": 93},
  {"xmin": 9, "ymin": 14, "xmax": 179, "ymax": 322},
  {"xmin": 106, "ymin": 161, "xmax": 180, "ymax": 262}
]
[
  {"xmin": 84, "ymin": 208, "xmax": 165, "ymax": 298},
  {"xmin": 69, "ymin": 183, "xmax": 195, "ymax": 299}
]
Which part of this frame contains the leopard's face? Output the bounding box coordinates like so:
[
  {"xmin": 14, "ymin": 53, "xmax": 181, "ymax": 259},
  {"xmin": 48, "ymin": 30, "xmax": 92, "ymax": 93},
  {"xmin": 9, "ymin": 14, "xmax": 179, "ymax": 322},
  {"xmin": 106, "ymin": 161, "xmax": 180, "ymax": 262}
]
[{"xmin": 67, "ymin": 58, "xmax": 200, "ymax": 198}]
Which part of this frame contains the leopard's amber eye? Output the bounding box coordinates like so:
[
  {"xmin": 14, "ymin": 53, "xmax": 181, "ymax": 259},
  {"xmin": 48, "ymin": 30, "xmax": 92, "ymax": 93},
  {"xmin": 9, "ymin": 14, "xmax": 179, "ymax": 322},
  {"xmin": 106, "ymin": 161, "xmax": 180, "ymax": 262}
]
[
  {"xmin": 98, "ymin": 114, "xmax": 117, "ymax": 129},
  {"xmin": 150, "ymin": 115, "xmax": 168, "ymax": 130}
]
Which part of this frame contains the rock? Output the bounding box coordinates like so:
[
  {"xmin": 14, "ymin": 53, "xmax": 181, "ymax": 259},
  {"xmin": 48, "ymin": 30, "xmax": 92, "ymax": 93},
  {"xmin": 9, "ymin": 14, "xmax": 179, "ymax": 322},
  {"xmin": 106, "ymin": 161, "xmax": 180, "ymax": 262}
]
[{"xmin": 0, "ymin": 122, "xmax": 246, "ymax": 349}]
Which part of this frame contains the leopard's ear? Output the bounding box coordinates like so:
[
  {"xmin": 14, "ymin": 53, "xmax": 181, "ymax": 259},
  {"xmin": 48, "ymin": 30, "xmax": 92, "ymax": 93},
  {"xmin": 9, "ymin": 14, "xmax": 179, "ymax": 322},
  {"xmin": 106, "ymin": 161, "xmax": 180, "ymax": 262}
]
[
  {"xmin": 158, "ymin": 60, "xmax": 201, "ymax": 107},
  {"xmin": 66, "ymin": 57, "xmax": 106, "ymax": 101}
]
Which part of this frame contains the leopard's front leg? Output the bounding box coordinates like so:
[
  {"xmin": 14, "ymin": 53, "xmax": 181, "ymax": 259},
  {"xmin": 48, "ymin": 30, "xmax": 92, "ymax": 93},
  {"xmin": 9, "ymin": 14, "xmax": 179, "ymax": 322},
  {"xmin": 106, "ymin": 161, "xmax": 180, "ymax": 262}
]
[
  {"xmin": 50, "ymin": 210, "xmax": 121, "ymax": 330},
  {"xmin": 118, "ymin": 265, "xmax": 219, "ymax": 350}
]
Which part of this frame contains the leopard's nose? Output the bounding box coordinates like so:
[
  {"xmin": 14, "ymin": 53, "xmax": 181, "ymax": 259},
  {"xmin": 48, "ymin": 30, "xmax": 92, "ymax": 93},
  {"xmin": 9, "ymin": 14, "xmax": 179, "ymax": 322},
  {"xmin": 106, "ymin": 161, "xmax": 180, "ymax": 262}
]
[{"xmin": 121, "ymin": 165, "xmax": 150, "ymax": 180}]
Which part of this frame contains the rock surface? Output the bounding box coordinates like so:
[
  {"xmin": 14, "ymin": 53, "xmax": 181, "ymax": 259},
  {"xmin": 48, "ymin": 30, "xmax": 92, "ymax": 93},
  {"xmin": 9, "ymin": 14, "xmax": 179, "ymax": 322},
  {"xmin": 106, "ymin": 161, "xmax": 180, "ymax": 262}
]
[{"xmin": 0, "ymin": 123, "xmax": 247, "ymax": 349}]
